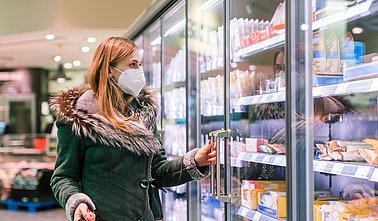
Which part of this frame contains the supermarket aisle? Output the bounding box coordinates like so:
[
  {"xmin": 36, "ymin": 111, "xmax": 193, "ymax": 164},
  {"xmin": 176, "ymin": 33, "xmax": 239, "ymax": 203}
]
[{"xmin": 0, "ymin": 208, "xmax": 66, "ymax": 221}]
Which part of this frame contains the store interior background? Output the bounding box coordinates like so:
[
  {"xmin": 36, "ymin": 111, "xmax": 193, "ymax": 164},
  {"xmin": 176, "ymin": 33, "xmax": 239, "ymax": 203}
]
[{"xmin": 0, "ymin": 0, "xmax": 153, "ymax": 220}]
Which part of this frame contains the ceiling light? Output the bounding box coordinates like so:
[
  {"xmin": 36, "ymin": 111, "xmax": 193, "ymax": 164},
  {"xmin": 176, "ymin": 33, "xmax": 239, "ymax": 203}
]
[
  {"xmin": 50, "ymin": 63, "xmax": 71, "ymax": 83},
  {"xmin": 53, "ymin": 55, "xmax": 61, "ymax": 62},
  {"xmin": 73, "ymin": 60, "xmax": 81, "ymax": 67},
  {"xmin": 81, "ymin": 46, "xmax": 90, "ymax": 53},
  {"xmin": 86, "ymin": 37, "xmax": 96, "ymax": 43},
  {"xmin": 45, "ymin": 34, "xmax": 56, "ymax": 40},
  {"xmin": 64, "ymin": 63, "xmax": 73, "ymax": 69},
  {"xmin": 352, "ymin": 27, "xmax": 364, "ymax": 34}
]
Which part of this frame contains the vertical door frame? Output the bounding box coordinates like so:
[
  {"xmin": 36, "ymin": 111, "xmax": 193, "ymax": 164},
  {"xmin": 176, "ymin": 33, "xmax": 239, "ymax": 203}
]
[{"xmin": 286, "ymin": 0, "xmax": 314, "ymax": 220}]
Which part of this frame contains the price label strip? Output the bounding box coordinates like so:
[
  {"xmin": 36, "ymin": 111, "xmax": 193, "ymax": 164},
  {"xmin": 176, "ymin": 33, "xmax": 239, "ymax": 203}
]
[
  {"xmin": 262, "ymin": 156, "xmax": 271, "ymax": 164},
  {"xmin": 260, "ymin": 95, "xmax": 269, "ymax": 103},
  {"xmin": 331, "ymin": 163, "xmax": 344, "ymax": 175},
  {"xmin": 354, "ymin": 166, "xmax": 371, "ymax": 179},
  {"xmin": 334, "ymin": 83, "xmax": 348, "ymax": 95},
  {"xmin": 252, "ymin": 211, "xmax": 262, "ymax": 221},
  {"xmin": 239, "ymin": 207, "xmax": 248, "ymax": 217},
  {"xmin": 315, "ymin": 161, "xmax": 328, "ymax": 172},
  {"xmin": 272, "ymin": 92, "xmax": 282, "ymax": 102},
  {"xmin": 370, "ymin": 78, "xmax": 378, "ymax": 92},
  {"xmin": 370, "ymin": 168, "xmax": 378, "ymax": 182},
  {"xmin": 250, "ymin": 154, "xmax": 259, "ymax": 162}
]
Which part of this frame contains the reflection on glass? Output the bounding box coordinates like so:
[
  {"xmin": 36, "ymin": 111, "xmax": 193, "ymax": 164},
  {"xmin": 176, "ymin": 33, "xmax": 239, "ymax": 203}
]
[
  {"xmin": 230, "ymin": 0, "xmax": 287, "ymax": 221},
  {"xmin": 161, "ymin": 2, "xmax": 187, "ymax": 221}
]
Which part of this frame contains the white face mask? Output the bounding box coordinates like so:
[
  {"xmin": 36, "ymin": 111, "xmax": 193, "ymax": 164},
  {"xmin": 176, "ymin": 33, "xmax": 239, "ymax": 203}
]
[{"xmin": 112, "ymin": 66, "xmax": 146, "ymax": 97}]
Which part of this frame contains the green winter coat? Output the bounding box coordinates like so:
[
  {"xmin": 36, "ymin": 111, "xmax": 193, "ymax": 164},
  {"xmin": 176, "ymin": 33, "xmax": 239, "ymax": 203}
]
[{"xmin": 49, "ymin": 86, "xmax": 208, "ymax": 221}]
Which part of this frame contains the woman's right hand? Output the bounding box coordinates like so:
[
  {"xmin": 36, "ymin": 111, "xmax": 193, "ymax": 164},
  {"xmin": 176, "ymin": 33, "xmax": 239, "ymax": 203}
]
[{"xmin": 74, "ymin": 203, "xmax": 96, "ymax": 221}]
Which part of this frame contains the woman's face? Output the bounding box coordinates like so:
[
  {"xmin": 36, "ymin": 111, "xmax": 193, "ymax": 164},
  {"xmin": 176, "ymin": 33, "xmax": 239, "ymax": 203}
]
[{"xmin": 111, "ymin": 50, "xmax": 142, "ymax": 82}]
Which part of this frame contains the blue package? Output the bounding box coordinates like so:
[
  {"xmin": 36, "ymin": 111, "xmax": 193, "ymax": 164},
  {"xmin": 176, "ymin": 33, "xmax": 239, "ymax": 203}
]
[
  {"xmin": 354, "ymin": 41, "xmax": 365, "ymax": 64},
  {"xmin": 313, "ymin": 75, "xmax": 343, "ymax": 86}
]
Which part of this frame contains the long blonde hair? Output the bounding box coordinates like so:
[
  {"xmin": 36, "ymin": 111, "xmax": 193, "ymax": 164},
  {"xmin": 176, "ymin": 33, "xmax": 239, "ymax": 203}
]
[{"xmin": 87, "ymin": 37, "xmax": 136, "ymax": 133}]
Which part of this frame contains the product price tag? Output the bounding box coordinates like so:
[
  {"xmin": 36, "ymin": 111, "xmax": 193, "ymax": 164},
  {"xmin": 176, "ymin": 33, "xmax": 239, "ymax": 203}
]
[
  {"xmin": 252, "ymin": 211, "xmax": 262, "ymax": 221},
  {"xmin": 272, "ymin": 92, "xmax": 281, "ymax": 102},
  {"xmin": 262, "ymin": 156, "xmax": 270, "ymax": 164},
  {"xmin": 313, "ymin": 87, "xmax": 321, "ymax": 96},
  {"xmin": 274, "ymin": 156, "xmax": 282, "ymax": 165},
  {"xmin": 240, "ymin": 207, "xmax": 248, "ymax": 216},
  {"xmin": 370, "ymin": 168, "xmax": 378, "ymax": 182},
  {"xmin": 260, "ymin": 95, "xmax": 269, "ymax": 103},
  {"xmin": 315, "ymin": 161, "xmax": 327, "ymax": 172},
  {"xmin": 250, "ymin": 154, "xmax": 259, "ymax": 162},
  {"xmin": 331, "ymin": 163, "xmax": 344, "ymax": 174},
  {"xmin": 334, "ymin": 83, "xmax": 348, "ymax": 94},
  {"xmin": 354, "ymin": 166, "xmax": 371, "ymax": 179},
  {"xmin": 370, "ymin": 78, "xmax": 378, "ymax": 92},
  {"xmin": 239, "ymin": 152, "xmax": 247, "ymax": 161}
]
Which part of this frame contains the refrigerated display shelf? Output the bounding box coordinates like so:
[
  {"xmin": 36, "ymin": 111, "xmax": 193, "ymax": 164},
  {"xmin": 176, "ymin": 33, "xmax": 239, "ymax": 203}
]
[
  {"xmin": 238, "ymin": 152, "xmax": 378, "ymax": 181},
  {"xmin": 233, "ymin": 0, "xmax": 377, "ymax": 60},
  {"xmin": 219, "ymin": 156, "xmax": 243, "ymax": 168},
  {"xmin": 237, "ymin": 206, "xmax": 285, "ymax": 221},
  {"xmin": 233, "ymin": 34, "xmax": 285, "ymax": 60},
  {"xmin": 312, "ymin": 0, "xmax": 376, "ymax": 31},
  {"xmin": 163, "ymin": 81, "xmax": 186, "ymax": 91},
  {"xmin": 237, "ymin": 77, "xmax": 378, "ymax": 106}
]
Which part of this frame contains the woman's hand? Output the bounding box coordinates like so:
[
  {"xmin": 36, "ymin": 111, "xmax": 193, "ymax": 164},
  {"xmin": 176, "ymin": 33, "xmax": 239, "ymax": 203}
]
[
  {"xmin": 194, "ymin": 140, "xmax": 216, "ymax": 167},
  {"xmin": 74, "ymin": 203, "xmax": 96, "ymax": 221}
]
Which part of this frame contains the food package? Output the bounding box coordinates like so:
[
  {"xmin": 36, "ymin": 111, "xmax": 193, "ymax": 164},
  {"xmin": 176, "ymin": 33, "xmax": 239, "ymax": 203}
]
[
  {"xmin": 241, "ymin": 180, "xmax": 285, "ymax": 210},
  {"xmin": 343, "ymin": 196, "xmax": 378, "ymax": 215},
  {"xmin": 258, "ymin": 191, "xmax": 287, "ymax": 218},
  {"xmin": 313, "ymin": 31, "xmax": 327, "ymax": 74},
  {"xmin": 245, "ymin": 138, "xmax": 269, "ymax": 152},
  {"xmin": 270, "ymin": 2, "xmax": 285, "ymax": 31},
  {"xmin": 358, "ymin": 148, "xmax": 378, "ymax": 165},
  {"xmin": 341, "ymin": 31, "xmax": 356, "ymax": 69},
  {"xmin": 363, "ymin": 138, "xmax": 378, "ymax": 152},
  {"xmin": 326, "ymin": 32, "xmax": 341, "ymax": 74},
  {"xmin": 258, "ymin": 145, "xmax": 277, "ymax": 154},
  {"xmin": 266, "ymin": 143, "xmax": 286, "ymax": 154}
]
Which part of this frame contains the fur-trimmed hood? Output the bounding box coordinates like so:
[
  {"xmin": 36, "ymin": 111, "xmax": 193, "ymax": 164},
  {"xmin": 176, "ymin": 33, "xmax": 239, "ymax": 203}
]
[{"xmin": 49, "ymin": 85, "xmax": 161, "ymax": 156}]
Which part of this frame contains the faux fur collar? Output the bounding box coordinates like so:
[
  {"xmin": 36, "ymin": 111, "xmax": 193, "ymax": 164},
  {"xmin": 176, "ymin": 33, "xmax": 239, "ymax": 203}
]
[{"xmin": 49, "ymin": 85, "xmax": 161, "ymax": 156}]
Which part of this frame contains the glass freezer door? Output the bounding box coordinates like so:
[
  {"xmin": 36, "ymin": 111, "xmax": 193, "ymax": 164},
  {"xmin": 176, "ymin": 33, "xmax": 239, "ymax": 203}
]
[
  {"xmin": 188, "ymin": 0, "xmax": 225, "ymax": 220},
  {"xmin": 161, "ymin": 1, "xmax": 188, "ymax": 220},
  {"xmin": 144, "ymin": 20, "xmax": 162, "ymax": 130},
  {"xmin": 229, "ymin": 0, "xmax": 287, "ymax": 220},
  {"xmin": 310, "ymin": 0, "xmax": 378, "ymax": 220}
]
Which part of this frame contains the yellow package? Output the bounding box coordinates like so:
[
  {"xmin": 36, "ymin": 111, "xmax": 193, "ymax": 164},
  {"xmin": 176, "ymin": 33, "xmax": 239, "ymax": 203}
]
[
  {"xmin": 314, "ymin": 201, "xmax": 330, "ymax": 221},
  {"xmin": 258, "ymin": 191, "xmax": 286, "ymax": 218}
]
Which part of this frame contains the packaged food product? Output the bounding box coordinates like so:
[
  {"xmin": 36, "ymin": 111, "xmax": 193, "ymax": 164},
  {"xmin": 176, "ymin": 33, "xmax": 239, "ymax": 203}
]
[
  {"xmin": 266, "ymin": 143, "xmax": 286, "ymax": 154},
  {"xmin": 258, "ymin": 191, "xmax": 287, "ymax": 218},
  {"xmin": 245, "ymin": 138, "xmax": 269, "ymax": 152},
  {"xmin": 258, "ymin": 144, "xmax": 277, "ymax": 154},
  {"xmin": 358, "ymin": 148, "xmax": 378, "ymax": 165},
  {"xmin": 326, "ymin": 32, "xmax": 341, "ymax": 74},
  {"xmin": 313, "ymin": 31, "xmax": 327, "ymax": 74},
  {"xmin": 341, "ymin": 31, "xmax": 356, "ymax": 70}
]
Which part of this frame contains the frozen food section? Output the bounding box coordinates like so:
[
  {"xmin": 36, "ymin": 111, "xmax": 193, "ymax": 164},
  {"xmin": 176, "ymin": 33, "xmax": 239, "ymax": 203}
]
[{"xmin": 125, "ymin": 0, "xmax": 378, "ymax": 220}]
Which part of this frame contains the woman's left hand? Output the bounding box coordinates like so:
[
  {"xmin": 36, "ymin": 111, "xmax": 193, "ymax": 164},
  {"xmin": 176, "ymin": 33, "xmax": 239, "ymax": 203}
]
[{"xmin": 194, "ymin": 140, "xmax": 216, "ymax": 167}]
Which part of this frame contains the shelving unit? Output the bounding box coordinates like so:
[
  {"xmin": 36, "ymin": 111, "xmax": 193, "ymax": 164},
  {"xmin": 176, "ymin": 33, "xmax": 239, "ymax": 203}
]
[
  {"xmin": 238, "ymin": 152, "xmax": 378, "ymax": 181},
  {"xmin": 233, "ymin": 0, "xmax": 377, "ymax": 61},
  {"xmin": 237, "ymin": 206, "xmax": 285, "ymax": 221},
  {"xmin": 163, "ymin": 81, "xmax": 186, "ymax": 91},
  {"xmin": 237, "ymin": 77, "xmax": 378, "ymax": 106}
]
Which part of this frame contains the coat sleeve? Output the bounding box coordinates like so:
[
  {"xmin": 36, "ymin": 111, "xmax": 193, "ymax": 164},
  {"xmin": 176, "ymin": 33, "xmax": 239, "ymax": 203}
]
[
  {"xmin": 150, "ymin": 130, "xmax": 209, "ymax": 187},
  {"xmin": 50, "ymin": 123, "xmax": 95, "ymax": 221}
]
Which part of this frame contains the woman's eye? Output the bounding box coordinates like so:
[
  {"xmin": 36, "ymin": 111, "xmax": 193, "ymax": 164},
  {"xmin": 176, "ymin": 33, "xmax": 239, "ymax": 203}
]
[{"xmin": 130, "ymin": 63, "xmax": 137, "ymax": 68}]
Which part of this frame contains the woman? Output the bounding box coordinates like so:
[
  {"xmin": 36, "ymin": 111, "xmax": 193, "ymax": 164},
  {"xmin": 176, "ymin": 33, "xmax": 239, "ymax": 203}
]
[{"xmin": 50, "ymin": 37, "xmax": 216, "ymax": 221}]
